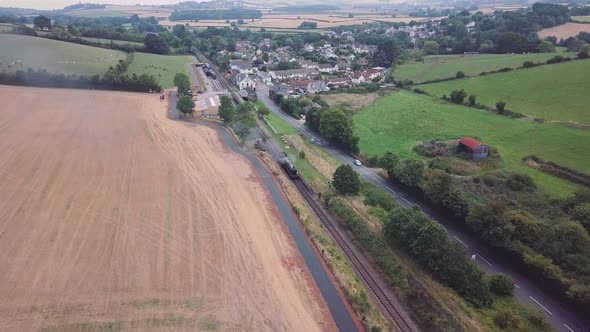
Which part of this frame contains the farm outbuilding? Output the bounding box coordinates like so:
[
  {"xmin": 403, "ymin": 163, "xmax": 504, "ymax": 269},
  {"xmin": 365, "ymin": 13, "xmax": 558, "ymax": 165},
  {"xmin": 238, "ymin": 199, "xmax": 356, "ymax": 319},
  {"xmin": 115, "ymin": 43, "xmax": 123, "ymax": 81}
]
[{"xmin": 458, "ymin": 137, "xmax": 489, "ymax": 160}]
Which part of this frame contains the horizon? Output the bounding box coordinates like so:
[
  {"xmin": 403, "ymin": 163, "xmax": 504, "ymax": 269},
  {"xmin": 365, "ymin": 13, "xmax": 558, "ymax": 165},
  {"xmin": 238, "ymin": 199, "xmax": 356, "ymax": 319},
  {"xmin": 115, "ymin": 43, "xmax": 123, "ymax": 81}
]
[{"xmin": 0, "ymin": 0, "xmax": 188, "ymax": 10}]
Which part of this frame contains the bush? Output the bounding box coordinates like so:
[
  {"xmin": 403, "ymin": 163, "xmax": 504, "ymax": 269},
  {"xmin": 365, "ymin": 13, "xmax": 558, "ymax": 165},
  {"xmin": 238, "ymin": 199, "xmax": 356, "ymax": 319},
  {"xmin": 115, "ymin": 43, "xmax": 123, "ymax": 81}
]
[
  {"xmin": 468, "ymin": 94, "xmax": 476, "ymax": 106},
  {"xmin": 450, "ymin": 89, "xmax": 468, "ymax": 104},
  {"xmin": 362, "ymin": 185, "xmax": 398, "ymax": 211},
  {"xmin": 496, "ymin": 101, "xmax": 506, "ymax": 114},
  {"xmin": 522, "ymin": 60, "xmax": 537, "ymax": 68},
  {"xmin": 333, "ymin": 164, "xmax": 360, "ymax": 195},
  {"xmin": 526, "ymin": 309, "xmax": 552, "ymax": 331},
  {"xmin": 394, "ymin": 158, "xmax": 425, "ymax": 187},
  {"xmin": 455, "ymin": 71, "xmax": 465, "ymax": 79},
  {"xmin": 547, "ymin": 55, "xmax": 571, "ymax": 64},
  {"xmin": 494, "ymin": 309, "xmax": 521, "ymax": 329},
  {"xmin": 506, "ymin": 173, "xmax": 537, "ymax": 192},
  {"xmin": 490, "ymin": 274, "xmax": 515, "ymax": 296}
]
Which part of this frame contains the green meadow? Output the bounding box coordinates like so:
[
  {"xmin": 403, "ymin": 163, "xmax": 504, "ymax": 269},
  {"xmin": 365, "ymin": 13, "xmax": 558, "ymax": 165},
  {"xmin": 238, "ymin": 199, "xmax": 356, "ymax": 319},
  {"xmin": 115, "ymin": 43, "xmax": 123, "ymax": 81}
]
[
  {"xmin": 419, "ymin": 59, "xmax": 590, "ymax": 124},
  {"xmin": 353, "ymin": 90, "xmax": 590, "ymax": 197},
  {"xmin": 395, "ymin": 52, "xmax": 562, "ymax": 83}
]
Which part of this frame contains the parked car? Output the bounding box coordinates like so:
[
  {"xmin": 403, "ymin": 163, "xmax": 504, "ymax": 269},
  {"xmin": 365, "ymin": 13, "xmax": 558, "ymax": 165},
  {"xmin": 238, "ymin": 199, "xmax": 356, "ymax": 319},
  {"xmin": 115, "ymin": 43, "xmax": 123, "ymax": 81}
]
[{"xmin": 353, "ymin": 159, "xmax": 362, "ymax": 166}]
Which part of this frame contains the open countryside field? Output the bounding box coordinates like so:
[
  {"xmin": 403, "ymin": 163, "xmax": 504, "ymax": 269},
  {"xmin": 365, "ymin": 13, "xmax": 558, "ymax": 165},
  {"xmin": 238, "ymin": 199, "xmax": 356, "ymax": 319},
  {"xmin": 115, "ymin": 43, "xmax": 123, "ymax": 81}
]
[
  {"xmin": 395, "ymin": 52, "xmax": 563, "ymax": 83},
  {"xmin": 538, "ymin": 22, "xmax": 590, "ymax": 39},
  {"xmin": 572, "ymin": 16, "xmax": 590, "ymax": 22},
  {"xmin": 162, "ymin": 14, "xmax": 435, "ymax": 29},
  {"xmin": 64, "ymin": 5, "xmax": 172, "ymax": 18},
  {"xmin": 0, "ymin": 35, "xmax": 126, "ymax": 75},
  {"xmin": 419, "ymin": 59, "xmax": 590, "ymax": 124},
  {"xmin": 0, "ymin": 85, "xmax": 332, "ymax": 331},
  {"xmin": 353, "ymin": 91, "xmax": 590, "ymax": 197},
  {"xmin": 80, "ymin": 37, "xmax": 144, "ymax": 47},
  {"xmin": 128, "ymin": 53, "xmax": 191, "ymax": 89}
]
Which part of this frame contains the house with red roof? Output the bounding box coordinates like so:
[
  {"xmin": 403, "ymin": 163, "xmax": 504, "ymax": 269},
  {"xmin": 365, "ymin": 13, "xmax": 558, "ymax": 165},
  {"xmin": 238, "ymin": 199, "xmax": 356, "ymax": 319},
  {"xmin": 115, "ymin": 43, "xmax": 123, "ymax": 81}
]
[{"xmin": 458, "ymin": 137, "xmax": 489, "ymax": 160}]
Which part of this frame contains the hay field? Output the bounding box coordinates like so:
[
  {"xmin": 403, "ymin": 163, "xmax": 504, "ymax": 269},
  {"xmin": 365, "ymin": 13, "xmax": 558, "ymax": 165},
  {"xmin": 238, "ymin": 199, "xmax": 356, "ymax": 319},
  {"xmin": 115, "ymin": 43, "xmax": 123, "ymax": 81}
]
[
  {"xmin": 162, "ymin": 14, "xmax": 433, "ymax": 29},
  {"xmin": 0, "ymin": 86, "xmax": 332, "ymax": 331},
  {"xmin": 572, "ymin": 16, "xmax": 590, "ymax": 22},
  {"xmin": 0, "ymin": 34, "xmax": 126, "ymax": 75},
  {"xmin": 538, "ymin": 22, "xmax": 590, "ymax": 39}
]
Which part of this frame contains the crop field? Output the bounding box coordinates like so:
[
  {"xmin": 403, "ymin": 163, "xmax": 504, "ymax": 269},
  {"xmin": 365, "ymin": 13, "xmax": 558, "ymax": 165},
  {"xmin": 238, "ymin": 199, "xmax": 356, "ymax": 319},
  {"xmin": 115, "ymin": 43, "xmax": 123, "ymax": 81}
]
[
  {"xmin": 418, "ymin": 59, "xmax": 590, "ymax": 124},
  {"xmin": 538, "ymin": 22, "xmax": 590, "ymax": 39},
  {"xmin": 66, "ymin": 9, "xmax": 130, "ymax": 17},
  {"xmin": 394, "ymin": 52, "xmax": 562, "ymax": 83},
  {"xmin": 128, "ymin": 53, "xmax": 191, "ymax": 88},
  {"xmin": 0, "ymin": 35, "xmax": 126, "ymax": 75},
  {"xmin": 80, "ymin": 37, "xmax": 144, "ymax": 47},
  {"xmin": 353, "ymin": 91, "xmax": 590, "ymax": 196},
  {"xmin": 64, "ymin": 5, "xmax": 172, "ymax": 18},
  {"xmin": 0, "ymin": 85, "xmax": 331, "ymax": 331},
  {"xmin": 572, "ymin": 16, "xmax": 590, "ymax": 22},
  {"xmin": 162, "ymin": 14, "xmax": 433, "ymax": 29}
]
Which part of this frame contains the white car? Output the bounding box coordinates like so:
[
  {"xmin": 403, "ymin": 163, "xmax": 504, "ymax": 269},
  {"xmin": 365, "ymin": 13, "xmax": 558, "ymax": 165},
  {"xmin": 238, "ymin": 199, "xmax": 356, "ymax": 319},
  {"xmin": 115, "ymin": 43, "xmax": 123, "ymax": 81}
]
[{"xmin": 353, "ymin": 159, "xmax": 362, "ymax": 166}]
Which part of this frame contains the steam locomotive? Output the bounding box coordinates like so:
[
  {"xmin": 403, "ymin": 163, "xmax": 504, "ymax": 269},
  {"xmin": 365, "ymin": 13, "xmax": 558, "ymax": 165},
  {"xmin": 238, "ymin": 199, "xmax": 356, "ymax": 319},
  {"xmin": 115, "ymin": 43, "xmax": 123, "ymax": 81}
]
[{"xmin": 278, "ymin": 155, "xmax": 299, "ymax": 179}]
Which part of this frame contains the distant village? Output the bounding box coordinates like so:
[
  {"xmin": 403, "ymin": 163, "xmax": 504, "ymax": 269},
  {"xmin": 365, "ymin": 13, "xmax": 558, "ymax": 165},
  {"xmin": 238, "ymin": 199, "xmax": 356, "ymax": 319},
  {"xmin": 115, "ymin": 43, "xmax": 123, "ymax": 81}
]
[{"xmin": 222, "ymin": 23, "xmax": 439, "ymax": 99}]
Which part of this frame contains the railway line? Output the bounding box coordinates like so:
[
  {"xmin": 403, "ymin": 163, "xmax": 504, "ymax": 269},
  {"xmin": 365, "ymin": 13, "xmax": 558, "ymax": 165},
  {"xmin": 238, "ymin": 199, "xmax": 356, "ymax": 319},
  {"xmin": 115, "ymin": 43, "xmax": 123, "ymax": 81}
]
[{"xmin": 291, "ymin": 176, "xmax": 417, "ymax": 332}]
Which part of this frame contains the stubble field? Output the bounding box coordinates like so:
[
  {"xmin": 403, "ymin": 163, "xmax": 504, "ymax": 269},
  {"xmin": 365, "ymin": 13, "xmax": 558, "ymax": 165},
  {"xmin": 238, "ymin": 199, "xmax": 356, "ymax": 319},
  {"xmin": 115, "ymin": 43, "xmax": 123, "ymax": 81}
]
[{"xmin": 0, "ymin": 86, "xmax": 332, "ymax": 331}]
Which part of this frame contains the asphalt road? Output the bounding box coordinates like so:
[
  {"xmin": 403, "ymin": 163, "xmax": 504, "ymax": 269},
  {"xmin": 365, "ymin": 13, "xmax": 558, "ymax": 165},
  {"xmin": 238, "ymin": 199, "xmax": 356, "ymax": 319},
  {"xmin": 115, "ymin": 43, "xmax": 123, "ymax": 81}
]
[
  {"xmin": 168, "ymin": 90, "xmax": 359, "ymax": 332},
  {"xmin": 256, "ymin": 81, "xmax": 589, "ymax": 332}
]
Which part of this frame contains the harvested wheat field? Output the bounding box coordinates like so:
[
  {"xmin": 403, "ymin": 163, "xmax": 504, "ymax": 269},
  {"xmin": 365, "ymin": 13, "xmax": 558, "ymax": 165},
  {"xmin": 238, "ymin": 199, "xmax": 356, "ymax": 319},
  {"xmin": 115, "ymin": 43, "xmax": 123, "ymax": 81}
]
[
  {"xmin": 538, "ymin": 22, "xmax": 590, "ymax": 39},
  {"xmin": 0, "ymin": 86, "xmax": 334, "ymax": 331}
]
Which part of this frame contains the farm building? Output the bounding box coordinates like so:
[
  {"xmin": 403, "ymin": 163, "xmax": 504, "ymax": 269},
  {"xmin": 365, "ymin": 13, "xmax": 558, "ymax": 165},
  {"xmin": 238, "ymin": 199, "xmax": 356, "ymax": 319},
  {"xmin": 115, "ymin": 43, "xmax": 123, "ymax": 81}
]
[
  {"xmin": 458, "ymin": 137, "xmax": 489, "ymax": 160},
  {"xmin": 196, "ymin": 96, "xmax": 220, "ymax": 117}
]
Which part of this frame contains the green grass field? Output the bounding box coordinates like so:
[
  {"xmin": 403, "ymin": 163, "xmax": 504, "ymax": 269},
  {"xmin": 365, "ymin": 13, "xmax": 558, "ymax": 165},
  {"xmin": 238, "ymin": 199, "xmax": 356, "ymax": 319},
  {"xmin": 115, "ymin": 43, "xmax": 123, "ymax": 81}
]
[
  {"xmin": 395, "ymin": 52, "xmax": 562, "ymax": 83},
  {"xmin": 80, "ymin": 37, "xmax": 144, "ymax": 47},
  {"xmin": 0, "ymin": 34, "xmax": 126, "ymax": 75},
  {"xmin": 127, "ymin": 53, "xmax": 190, "ymax": 88},
  {"xmin": 572, "ymin": 16, "xmax": 590, "ymax": 22},
  {"xmin": 353, "ymin": 91, "xmax": 590, "ymax": 197},
  {"xmin": 419, "ymin": 59, "xmax": 590, "ymax": 124}
]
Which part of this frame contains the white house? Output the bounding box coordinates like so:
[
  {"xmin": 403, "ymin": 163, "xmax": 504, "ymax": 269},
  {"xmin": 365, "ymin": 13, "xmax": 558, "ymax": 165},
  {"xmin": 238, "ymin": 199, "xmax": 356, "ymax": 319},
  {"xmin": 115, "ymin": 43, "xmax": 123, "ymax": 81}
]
[
  {"xmin": 318, "ymin": 63, "xmax": 338, "ymax": 74},
  {"xmin": 230, "ymin": 60, "xmax": 254, "ymax": 74},
  {"xmin": 257, "ymin": 71, "xmax": 273, "ymax": 85},
  {"xmin": 236, "ymin": 74, "xmax": 256, "ymax": 90},
  {"xmin": 351, "ymin": 72, "xmax": 366, "ymax": 85}
]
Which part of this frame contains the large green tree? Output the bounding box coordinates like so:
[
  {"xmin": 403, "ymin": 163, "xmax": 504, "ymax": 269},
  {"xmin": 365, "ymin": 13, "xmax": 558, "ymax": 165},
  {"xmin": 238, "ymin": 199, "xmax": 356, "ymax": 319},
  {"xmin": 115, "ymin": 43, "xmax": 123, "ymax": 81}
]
[
  {"xmin": 177, "ymin": 96, "xmax": 195, "ymax": 117},
  {"xmin": 218, "ymin": 95, "xmax": 236, "ymax": 124},
  {"xmin": 144, "ymin": 33, "xmax": 170, "ymax": 55},
  {"xmin": 394, "ymin": 158, "xmax": 424, "ymax": 187},
  {"xmin": 33, "ymin": 15, "xmax": 51, "ymax": 31},
  {"xmin": 173, "ymin": 73, "xmax": 191, "ymax": 96},
  {"xmin": 319, "ymin": 109, "xmax": 359, "ymax": 152},
  {"xmin": 332, "ymin": 165, "xmax": 360, "ymax": 195}
]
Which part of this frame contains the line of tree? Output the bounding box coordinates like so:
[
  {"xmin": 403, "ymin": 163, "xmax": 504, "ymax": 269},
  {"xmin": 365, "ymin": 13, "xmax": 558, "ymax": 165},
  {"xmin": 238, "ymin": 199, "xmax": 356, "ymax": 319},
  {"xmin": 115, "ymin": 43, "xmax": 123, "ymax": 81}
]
[
  {"xmin": 0, "ymin": 66, "xmax": 160, "ymax": 92},
  {"xmin": 169, "ymin": 9, "xmax": 262, "ymax": 21},
  {"xmin": 373, "ymin": 150, "xmax": 590, "ymax": 314},
  {"xmin": 305, "ymin": 104, "xmax": 360, "ymax": 153}
]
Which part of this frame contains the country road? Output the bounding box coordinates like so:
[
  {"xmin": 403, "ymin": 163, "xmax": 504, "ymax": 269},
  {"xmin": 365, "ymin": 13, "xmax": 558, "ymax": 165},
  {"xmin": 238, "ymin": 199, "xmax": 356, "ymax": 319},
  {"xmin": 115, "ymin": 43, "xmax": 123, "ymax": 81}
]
[{"xmin": 256, "ymin": 80, "xmax": 589, "ymax": 332}]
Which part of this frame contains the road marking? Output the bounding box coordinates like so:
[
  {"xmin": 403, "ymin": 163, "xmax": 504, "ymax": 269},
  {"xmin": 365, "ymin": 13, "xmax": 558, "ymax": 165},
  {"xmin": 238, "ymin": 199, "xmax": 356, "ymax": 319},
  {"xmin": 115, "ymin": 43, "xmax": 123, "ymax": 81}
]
[
  {"xmin": 385, "ymin": 187, "xmax": 396, "ymax": 194},
  {"xmin": 529, "ymin": 296, "xmax": 553, "ymax": 315},
  {"xmin": 476, "ymin": 254, "xmax": 493, "ymax": 267},
  {"xmin": 514, "ymin": 283, "xmax": 521, "ymax": 289},
  {"xmin": 563, "ymin": 323, "xmax": 575, "ymax": 332},
  {"xmin": 453, "ymin": 236, "xmax": 468, "ymax": 248},
  {"xmin": 400, "ymin": 196, "xmax": 411, "ymax": 204},
  {"xmin": 420, "ymin": 209, "xmax": 427, "ymax": 215}
]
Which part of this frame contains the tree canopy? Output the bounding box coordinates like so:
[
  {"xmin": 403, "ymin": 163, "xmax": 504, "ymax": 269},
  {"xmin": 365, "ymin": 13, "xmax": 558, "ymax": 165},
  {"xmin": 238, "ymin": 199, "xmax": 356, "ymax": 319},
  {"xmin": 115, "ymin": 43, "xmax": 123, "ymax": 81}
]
[{"xmin": 332, "ymin": 165, "xmax": 360, "ymax": 195}]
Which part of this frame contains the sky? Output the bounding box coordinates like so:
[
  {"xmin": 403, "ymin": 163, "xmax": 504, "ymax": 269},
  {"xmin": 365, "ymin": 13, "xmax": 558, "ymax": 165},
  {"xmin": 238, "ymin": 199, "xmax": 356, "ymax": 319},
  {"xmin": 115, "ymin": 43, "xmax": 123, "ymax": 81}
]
[{"xmin": 0, "ymin": 0, "xmax": 185, "ymax": 10}]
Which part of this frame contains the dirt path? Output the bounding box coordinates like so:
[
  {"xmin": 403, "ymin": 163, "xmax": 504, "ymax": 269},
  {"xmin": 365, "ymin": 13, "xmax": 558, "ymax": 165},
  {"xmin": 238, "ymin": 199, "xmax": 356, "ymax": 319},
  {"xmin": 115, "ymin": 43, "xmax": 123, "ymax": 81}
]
[{"xmin": 0, "ymin": 86, "xmax": 334, "ymax": 331}]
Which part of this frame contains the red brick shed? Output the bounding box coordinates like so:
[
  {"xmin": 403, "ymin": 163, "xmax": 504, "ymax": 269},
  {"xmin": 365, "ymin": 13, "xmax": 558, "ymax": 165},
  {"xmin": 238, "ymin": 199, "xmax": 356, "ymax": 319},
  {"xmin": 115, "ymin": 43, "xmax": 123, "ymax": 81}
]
[{"xmin": 458, "ymin": 137, "xmax": 489, "ymax": 160}]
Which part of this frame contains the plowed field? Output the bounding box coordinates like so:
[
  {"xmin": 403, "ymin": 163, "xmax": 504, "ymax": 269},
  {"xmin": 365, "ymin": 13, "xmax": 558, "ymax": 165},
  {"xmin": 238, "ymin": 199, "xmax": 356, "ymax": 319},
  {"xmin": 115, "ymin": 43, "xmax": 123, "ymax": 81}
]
[{"xmin": 0, "ymin": 86, "xmax": 333, "ymax": 331}]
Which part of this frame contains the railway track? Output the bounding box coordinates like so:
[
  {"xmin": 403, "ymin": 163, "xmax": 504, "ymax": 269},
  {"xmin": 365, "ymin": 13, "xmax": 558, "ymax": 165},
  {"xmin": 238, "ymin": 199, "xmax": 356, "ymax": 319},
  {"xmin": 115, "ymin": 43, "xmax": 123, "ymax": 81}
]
[{"xmin": 292, "ymin": 178, "xmax": 417, "ymax": 332}]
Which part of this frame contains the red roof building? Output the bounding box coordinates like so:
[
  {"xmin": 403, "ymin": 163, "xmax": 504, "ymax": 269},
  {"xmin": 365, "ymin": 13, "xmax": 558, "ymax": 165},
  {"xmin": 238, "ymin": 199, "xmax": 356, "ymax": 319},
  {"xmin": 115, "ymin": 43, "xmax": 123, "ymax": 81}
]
[{"xmin": 458, "ymin": 137, "xmax": 489, "ymax": 160}]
